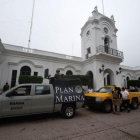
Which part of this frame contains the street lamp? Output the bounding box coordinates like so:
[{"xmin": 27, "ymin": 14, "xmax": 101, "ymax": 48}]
[
  {"xmin": 116, "ymin": 67, "xmax": 122, "ymax": 75},
  {"xmin": 99, "ymin": 64, "xmax": 105, "ymax": 73}
]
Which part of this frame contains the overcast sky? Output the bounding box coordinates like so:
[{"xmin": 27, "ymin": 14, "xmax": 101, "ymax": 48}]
[{"xmin": 0, "ymin": 0, "xmax": 140, "ymax": 67}]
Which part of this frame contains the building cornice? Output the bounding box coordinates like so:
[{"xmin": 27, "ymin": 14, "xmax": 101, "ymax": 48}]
[
  {"xmin": 121, "ymin": 65, "xmax": 140, "ymax": 71},
  {"xmin": 58, "ymin": 65, "xmax": 81, "ymax": 72},
  {"xmin": 4, "ymin": 50, "xmax": 83, "ymax": 65},
  {"xmin": 8, "ymin": 60, "xmax": 43, "ymax": 68},
  {"xmin": 82, "ymin": 54, "xmax": 123, "ymax": 65}
]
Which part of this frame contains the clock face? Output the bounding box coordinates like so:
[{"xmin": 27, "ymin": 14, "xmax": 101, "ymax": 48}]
[
  {"xmin": 86, "ymin": 30, "xmax": 90, "ymax": 37},
  {"xmin": 104, "ymin": 27, "xmax": 108, "ymax": 34}
]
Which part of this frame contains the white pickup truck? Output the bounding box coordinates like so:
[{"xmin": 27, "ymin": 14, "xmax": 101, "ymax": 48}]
[{"xmin": 0, "ymin": 81, "xmax": 84, "ymax": 119}]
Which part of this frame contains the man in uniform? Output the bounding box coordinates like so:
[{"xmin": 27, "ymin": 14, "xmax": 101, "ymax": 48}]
[
  {"xmin": 54, "ymin": 70, "xmax": 61, "ymax": 79},
  {"xmin": 112, "ymin": 87, "xmax": 121, "ymax": 115},
  {"xmin": 3, "ymin": 82, "xmax": 9, "ymax": 92}
]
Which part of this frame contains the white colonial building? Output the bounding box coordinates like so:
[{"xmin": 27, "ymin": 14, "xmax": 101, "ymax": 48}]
[{"xmin": 0, "ymin": 7, "xmax": 140, "ymax": 91}]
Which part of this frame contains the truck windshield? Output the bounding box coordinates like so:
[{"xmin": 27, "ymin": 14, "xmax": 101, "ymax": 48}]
[{"xmin": 97, "ymin": 87, "xmax": 113, "ymax": 93}]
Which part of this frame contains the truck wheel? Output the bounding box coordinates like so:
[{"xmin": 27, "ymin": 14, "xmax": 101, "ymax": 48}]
[
  {"xmin": 131, "ymin": 99, "xmax": 138, "ymax": 109},
  {"xmin": 62, "ymin": 104, "xmax": 75, "ymax": 119},
  {"xmin": 103, "ymin": 101, "xmax": 112, "ymax": 113}
]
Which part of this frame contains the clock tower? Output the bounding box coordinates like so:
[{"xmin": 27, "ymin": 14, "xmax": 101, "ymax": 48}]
[
  {"xmin": 81, "ymin": 6, "xmax": 123, "ymax": 90},
  {"xmin": 81, "ymin": 6, "xmax": 118, "ymax": 60}
]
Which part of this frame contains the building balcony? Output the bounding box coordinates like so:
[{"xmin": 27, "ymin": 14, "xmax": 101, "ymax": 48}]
[{"xmin": 96, "ymin": 45, "xmax": 123, "ymax": 58}]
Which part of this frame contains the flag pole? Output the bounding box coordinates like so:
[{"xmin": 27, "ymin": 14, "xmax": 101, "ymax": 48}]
[
  {"xmin": 102, "ymin": 0, "xmax": 105, "ymax": 15},
  {"xmin": 28, "ymin": 0, "xmax": 35, "ymax": 48}
]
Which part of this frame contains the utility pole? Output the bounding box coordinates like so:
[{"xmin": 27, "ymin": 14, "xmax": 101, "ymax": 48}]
[{"xmin": 28, "ymin": 0, "xmax": 35, "ymax": 48}]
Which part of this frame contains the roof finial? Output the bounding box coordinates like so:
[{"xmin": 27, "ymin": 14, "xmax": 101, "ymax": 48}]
[
  {"xmin": 111, "ymin": 15, "xmax": 115, "ymax": 21},
  {"xmin": 94, "ymin": 6, "xmax": 98, "ymax": 12}
]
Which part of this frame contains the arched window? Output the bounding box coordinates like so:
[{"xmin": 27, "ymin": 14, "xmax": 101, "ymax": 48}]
[
  {"xmin": 124, "ymin": 79, "xmax": 126, "ymax": 88},
  {"xmin": 86, "ymin": 71, "xmax": 94, "ymax": 88},
  {"xmin": 126, "ymin": 76, "xmax": 130, "ymax": 81},
  {"xmin": 44, "ymin": 69, "xmax": 49, "ymax": 78},
  {"xmin": 20, "ymin": 66, "xmax": 31, "ymax": 76},
  {"xmin": 104, "ymin": 37, "xmax": 109, "ymax": 47},
  {"xmin": 107, "ymin": 75, "xmax": 110, "ymax": 85},
  {"xmin": 104, "ymin": 37, "xmax": 110, "ymax": 54},
  {"xmin": 66, "ymin": 70, "xmax": 73, "ymax": 75},
  {"xmin": 104, "ymin": 78, "xmax": 106, "ymax": 86}
]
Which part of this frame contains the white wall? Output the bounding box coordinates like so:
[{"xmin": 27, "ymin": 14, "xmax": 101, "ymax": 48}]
[{"xmin": 0, "ymin": 53, "xmax": 82, "ymax": 89}]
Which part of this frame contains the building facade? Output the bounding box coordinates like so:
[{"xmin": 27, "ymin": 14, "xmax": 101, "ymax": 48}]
[{"xmin": 0, "ymin": 7, "xmax": 140, "ymax": 91}]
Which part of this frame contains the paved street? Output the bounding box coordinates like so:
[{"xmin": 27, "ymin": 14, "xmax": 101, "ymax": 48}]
[{"xmin": 0, "ymin": 107, "xmax": 140, "ymax": 140}]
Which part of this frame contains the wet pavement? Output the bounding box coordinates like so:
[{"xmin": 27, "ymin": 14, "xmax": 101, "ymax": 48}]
[{"xmin": 0, "ymin": 106, "xmax": 140, "ymax": 140}]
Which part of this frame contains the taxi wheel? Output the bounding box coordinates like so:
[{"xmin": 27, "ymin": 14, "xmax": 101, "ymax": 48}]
[
  {"xmin": 103, "ymin": 101, "xmax": 112, "ymax": 113},
  {"xmin": 131, "ymin": 99, "xmax": 138, "ymax": 109},
  {"xmin": 62, "ymin": 104, "xmax": 75, "ymax": 119}
]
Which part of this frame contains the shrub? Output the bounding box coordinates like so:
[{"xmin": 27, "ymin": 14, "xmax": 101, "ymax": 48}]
[
  {"xmin": 19, "ymin": 75, "xmax": 43, "ymax": 84},
  {"xmin": 63, "ymin": 75, "xmax": 90, "ymax": 86},
  {"xmin": 127, "ymin": 80, "xmax": 140, "ymax": 88}
]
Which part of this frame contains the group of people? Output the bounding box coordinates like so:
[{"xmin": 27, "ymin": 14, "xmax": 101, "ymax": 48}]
[{"xmin": 113, "ymin": 87, "xmax": 130, "ymax": 115}]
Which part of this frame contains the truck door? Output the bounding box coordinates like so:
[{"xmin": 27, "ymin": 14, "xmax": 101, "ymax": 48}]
[
  {"xmin": 31, "ymin": 85, "xmax": 54, "ymax": 113},
  {"xmin": 1, "ymin": 85, "xmax": 32, "ymax": 117}
]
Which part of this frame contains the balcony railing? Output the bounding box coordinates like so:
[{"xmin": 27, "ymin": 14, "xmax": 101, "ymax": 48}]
[{"xmin": 96, "ymin": 45, "xmax": 123, "ymax": 58}]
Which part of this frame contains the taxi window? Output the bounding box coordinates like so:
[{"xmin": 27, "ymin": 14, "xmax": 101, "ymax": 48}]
[
  {"xmin": 35, "ymin": 85, "xmax": 50, "ymax": 95},
  {"xmin": 9, "ymin": 86, "xmax": 31, "ymax": 96}
]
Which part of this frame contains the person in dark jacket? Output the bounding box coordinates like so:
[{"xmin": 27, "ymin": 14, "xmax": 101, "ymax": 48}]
[
  {"xmin": 3, "ymin": 82, "xmax": 9, "ymax": 92},
  {"xmin": 112, "ymin": 87, "xmax": 122, "ymax": 115}
]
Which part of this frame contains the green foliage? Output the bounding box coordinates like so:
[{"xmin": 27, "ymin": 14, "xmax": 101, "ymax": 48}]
[
  {"xmin": 127, "ymin": 80, "xmax": 140, "ymax": 88},
  {"xmin": 19, "ymin": 75, "xmax": 43, "ymax": 84},
  {"xmin": 63, "ymin": 75, "xmax": 90, "ymax": 86}
]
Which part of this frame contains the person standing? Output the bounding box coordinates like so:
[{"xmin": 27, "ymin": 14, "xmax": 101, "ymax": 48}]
[
  {"xmin": 54, "ymin": 70, "xmax": 61, "ymax": 79},
  {"xmin": 112, "ymin": 87, "xmax": 121, "ymax": 115},
  {"xmin": 3, "ymin": 82, "xmax": 9, "ymax": 92},
  {"xmin": 121, "ymin": 87, "xmax": 130, "ymax": 113},
  {"xmin": 88, "ymin": 87, "xmax": 93, "ymax": 93}
]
